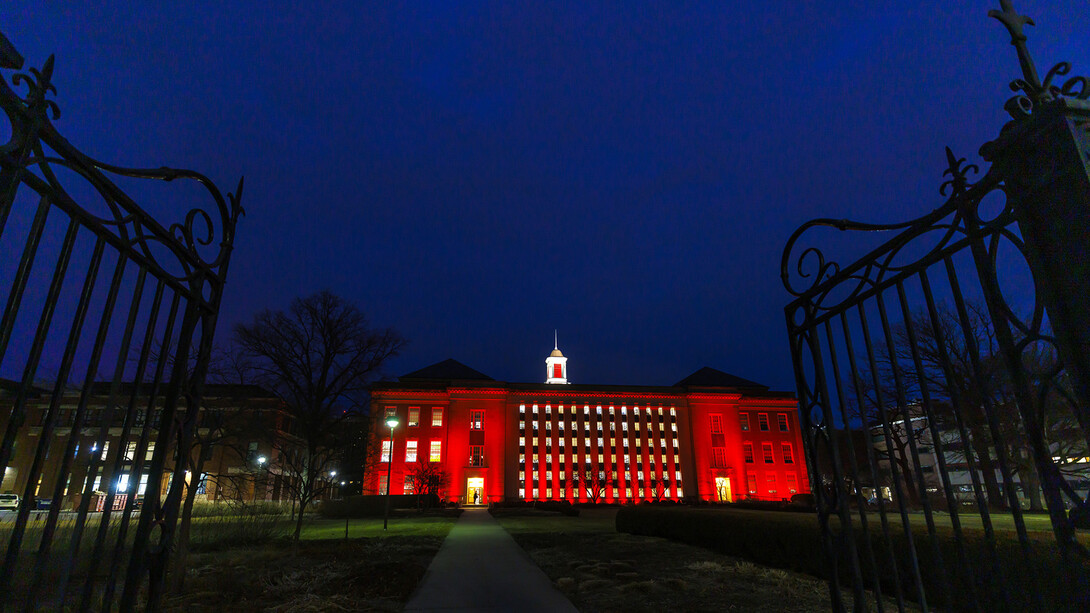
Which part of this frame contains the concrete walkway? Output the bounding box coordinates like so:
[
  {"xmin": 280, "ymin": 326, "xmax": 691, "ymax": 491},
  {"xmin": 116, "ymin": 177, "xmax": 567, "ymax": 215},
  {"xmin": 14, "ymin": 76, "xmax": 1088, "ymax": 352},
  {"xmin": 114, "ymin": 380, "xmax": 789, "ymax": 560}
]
[{"xmin": 404, "ymin": 508, "xmax": 579, "ymax": 612}]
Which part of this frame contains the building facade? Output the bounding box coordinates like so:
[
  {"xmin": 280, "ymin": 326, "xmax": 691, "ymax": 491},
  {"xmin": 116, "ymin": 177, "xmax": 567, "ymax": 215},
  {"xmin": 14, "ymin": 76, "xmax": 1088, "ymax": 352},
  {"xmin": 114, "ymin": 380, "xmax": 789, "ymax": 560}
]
[
  {"xmin": 0, "ymin": 380, "xmax": 300, "ymax": 509},
  {"xmin": 366, "ymin": 346, "xmax": 809, "ymax": 505}
]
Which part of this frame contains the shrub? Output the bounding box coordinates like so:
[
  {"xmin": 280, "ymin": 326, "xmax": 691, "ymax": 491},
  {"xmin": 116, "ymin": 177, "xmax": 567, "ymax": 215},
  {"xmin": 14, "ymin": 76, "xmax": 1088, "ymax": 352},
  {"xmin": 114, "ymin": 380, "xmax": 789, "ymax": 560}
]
[
  {"xmin": 317, "ymin": 494, "xmax": 439, "ymax": 518},
  {"xmin": 615, "ymin": 506, "xmax": 1090, "ymax": 612}
]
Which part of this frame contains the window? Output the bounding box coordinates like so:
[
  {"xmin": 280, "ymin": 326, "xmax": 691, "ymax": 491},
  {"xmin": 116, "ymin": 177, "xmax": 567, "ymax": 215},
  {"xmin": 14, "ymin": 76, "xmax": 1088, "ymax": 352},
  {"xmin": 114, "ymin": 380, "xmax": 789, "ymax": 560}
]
[
  {"xmin": 432, "ymin": 408, "xmax": 443, "ymax": 427},
  {"xmin": 713, "ymin": 447, "xmax": 727, "ymax": 467},
  {"xmin": 744, "ymin": 442, "xmax": 754, "ymax": 463},
  {"xmin": 470, "ymin": 446, "xmax": 484, "ymax": 466},
  {"xmin": 739, "ymin": 413, "xmax": 750, "ymax": 431},
  {"xmin": 777, "ymin": 413, "xmax": 789, "ymax": 432},
  {"xmin": 787, "ymin": 472, "xmax": 799, "ymax": 494},
  {"xmin": 471, "ymin": 410, "xmax": 484, "ymax": 430},
  {"xmin": 782, "ymin": 443, "xmax": 794, "ymax": 464},
  {"xmin": 766, "ymin": 474, "xmax": 777, "ymax": 495},
  {"xmin": 758, "ymin": 413, "xmax": 769, "ymax": 431},
  {"xmin": 553, "ymin": 363, "xmax": 563, "ymax": 378},
  {"xmin": 381, "ymin": 440, "xmax": 391, "ymax": 462},
  {"xmin": 762, "ymin": 443, "xmax": 774, "ymax": 464},
  {"xmin": 405, "ymin": 440, "xmax": 418, "ymax": 462},
  {"xmin": 404, "ymin": 480, "xmax": 415, "ymax": 495},
  {"xmin": 710, "ymin": 414, "xmax": 723, "ymax": 434},
  {"xmin": 408, "ymin": 407, "xmax": 420, "ymax": 427},
  {"xmin": 430, "ymin": 441, "xmax": 442, "ymax": 462},
  {"xmin": 378, "ymin": 474, "xmax": 388, "ymax": 495},
  {"xmin": 747, "ymin": 474, "xmax": 757, "ymax": 494}
]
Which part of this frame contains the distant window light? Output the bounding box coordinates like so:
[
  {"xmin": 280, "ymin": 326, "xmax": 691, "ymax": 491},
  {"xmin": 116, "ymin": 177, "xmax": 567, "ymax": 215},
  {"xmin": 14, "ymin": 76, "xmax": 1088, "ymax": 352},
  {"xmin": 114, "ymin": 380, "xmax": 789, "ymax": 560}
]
[
  {"xmin": 432, "ymin": 408, "xmax": 443, "ymax": 427},
  {"xmin": 408, "ymin": 407, "xmax": 420, "ymax": 427}
]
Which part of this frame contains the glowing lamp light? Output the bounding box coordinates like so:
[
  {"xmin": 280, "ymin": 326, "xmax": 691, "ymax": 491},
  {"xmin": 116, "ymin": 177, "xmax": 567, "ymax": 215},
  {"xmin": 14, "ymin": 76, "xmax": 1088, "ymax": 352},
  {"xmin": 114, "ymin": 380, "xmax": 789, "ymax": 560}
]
[
  {"xmin": 340, "ymin": 481, "xmax": 346, "ymax": 486},
  {"xmin": 330, "ymin": 470, "xmax": 337, "ymax": 478},
  {"xmin": 256, "ymin": 455, "xmax": 267, "ymax": 465},
  {"xmin": 385, "ymin": 415, "xmax": 400, "ymax": 429}
]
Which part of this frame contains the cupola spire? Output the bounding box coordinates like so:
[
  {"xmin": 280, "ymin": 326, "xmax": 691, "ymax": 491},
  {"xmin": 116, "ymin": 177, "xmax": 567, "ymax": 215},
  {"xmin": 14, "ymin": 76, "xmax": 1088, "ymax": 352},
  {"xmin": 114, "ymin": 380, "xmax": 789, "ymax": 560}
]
[{"xmin": 545, "ymin": 331, "xmax": 569, "ymax": 384}]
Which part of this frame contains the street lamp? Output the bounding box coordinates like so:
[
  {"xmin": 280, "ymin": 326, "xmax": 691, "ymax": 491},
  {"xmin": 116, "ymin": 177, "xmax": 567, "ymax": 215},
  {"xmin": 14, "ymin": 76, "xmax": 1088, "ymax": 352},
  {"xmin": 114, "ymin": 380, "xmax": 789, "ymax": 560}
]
[
  {"xmin": 384, "ymin": 412, "xmax": 400, "ymax": 531},
  {"xmin": 253, "ymin": 455, "xmax": 267, "ymax": 503}
]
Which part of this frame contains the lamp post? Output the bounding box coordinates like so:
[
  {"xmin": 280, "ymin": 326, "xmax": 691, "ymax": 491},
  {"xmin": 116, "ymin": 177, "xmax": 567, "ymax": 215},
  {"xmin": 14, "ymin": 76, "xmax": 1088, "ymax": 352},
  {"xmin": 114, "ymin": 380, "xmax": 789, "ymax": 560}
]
[
  {"xmin": 341, "ymin": 480, "xmax": 348, "ymax": 539},
  {"xmin": 253, "ymin": 455, "xmax": 267, "ymax": 503},
  {"xmin": 383, "ymin": 412, "xmax": 399, "ymax": 531}
]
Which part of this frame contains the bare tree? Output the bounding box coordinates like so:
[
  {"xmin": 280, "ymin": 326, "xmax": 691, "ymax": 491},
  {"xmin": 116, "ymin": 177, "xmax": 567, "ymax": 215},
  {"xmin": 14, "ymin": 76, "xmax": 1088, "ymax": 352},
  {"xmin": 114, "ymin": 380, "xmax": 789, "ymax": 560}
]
[
  {"xmin": 571, "ymin": 467, "xmax": 607, "ymax": 504},
  {"xmin": 233, "ymin": 291, "xmax": 404, "ymax": 540},
  {"xmin": 649, "ymin": 476, "xmax": 672, "ymax": 502},
  {"xmin": 405, "ymin": 460, "xmax": 448, "ymax": 507}
]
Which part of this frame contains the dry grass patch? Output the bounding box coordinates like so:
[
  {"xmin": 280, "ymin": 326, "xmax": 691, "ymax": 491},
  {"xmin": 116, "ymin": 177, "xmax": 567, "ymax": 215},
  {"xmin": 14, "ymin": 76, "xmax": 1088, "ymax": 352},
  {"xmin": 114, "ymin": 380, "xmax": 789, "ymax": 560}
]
[
  {"xmin": 162, "ymin": 536, "xmax": 445, "ymax": 612},
  {"xmin": 494, "ymin": 508, "xmax": 911, "ymax": 613}
]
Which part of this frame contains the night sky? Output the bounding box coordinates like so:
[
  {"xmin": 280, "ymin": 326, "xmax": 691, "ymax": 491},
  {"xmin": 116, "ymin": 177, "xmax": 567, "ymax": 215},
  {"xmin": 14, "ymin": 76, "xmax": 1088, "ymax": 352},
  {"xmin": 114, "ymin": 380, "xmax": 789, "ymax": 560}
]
[{"xmin": 5, "ymin": 2, "xmax": 1087, "ymax": 390}]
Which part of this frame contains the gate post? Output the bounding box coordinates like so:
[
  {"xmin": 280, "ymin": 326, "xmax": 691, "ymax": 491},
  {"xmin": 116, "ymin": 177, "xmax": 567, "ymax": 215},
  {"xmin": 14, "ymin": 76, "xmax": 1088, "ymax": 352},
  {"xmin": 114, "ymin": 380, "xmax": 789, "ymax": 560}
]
[{"xmin": 979, "ymin": 14, "xmax": 1090, "ymax": 434}]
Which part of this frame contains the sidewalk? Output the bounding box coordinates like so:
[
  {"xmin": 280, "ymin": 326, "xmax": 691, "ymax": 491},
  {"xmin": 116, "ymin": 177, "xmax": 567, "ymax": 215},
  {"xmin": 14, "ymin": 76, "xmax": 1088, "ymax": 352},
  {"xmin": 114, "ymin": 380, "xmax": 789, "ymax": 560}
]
[{"xmin": 404, "ymin": 508, "xmax": 579, "ymax": 612}]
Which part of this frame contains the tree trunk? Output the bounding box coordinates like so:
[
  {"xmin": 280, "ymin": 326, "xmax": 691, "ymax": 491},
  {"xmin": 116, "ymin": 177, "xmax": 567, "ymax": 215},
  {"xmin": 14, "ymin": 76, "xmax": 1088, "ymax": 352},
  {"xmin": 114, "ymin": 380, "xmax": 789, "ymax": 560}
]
[{"xmin": 970, "ymin": 437, "xmax": 1007, "ymax": 510}]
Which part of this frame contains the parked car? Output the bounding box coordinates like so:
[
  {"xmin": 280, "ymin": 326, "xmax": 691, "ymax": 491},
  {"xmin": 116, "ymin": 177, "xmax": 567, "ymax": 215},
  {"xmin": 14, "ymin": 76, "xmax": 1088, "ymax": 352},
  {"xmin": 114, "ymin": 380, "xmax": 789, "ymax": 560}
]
[{"xmin": 0, "ymin": 494, "xmax": 19, "ymax": 511}]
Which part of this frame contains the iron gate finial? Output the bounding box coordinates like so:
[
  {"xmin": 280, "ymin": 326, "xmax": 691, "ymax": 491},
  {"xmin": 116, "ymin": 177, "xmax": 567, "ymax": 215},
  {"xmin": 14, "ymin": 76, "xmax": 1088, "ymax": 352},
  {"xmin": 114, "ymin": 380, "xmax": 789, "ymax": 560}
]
[{"xmin": 989, "ymin": 0, "xmax": 1041, "ymax": 91}]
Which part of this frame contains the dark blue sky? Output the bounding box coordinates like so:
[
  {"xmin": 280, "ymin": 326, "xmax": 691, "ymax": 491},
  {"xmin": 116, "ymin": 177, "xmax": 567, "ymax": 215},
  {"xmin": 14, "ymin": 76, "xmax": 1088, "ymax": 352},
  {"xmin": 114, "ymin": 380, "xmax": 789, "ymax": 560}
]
[{"xmin": 6, "ymin": 1, "xmax": 1087, "ymax": 389}]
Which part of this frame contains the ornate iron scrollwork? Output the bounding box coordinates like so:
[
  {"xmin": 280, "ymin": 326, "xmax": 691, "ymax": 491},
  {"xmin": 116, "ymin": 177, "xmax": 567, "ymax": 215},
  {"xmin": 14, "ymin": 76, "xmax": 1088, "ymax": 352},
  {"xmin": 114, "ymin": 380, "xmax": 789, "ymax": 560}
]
[{"xmin": 990, "ymin": 0, "xmax": 1089, "ymax": 119}]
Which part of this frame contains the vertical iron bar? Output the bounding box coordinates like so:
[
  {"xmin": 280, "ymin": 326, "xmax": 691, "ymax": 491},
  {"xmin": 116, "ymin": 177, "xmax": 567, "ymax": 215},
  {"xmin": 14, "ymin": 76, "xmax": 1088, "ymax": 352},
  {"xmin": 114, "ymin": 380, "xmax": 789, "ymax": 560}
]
[
  {"xmin": 841, "ymin": 309, "xmax": 908, "ymax": 612},
  {"xmin": 52, "ymin": 256, "xmax": 133, "ymax": 608},
  {"xmin": 83, "ymin": 279, "xmax": 164, "ymax": 612},
  {"xmin": 30, "ymin": 243, "xmax": 125, "ymax": 606},
  {"xmin": 824, "ymin": 318, "xmax": 887, "ymax": 613},
  {"xmin": 20, "ymin": 236, "xmax": 106, "ymax": 608},
  {"xmin": 0, "ymin": 194, "xmax": 51, "ymax": 363},
  {"xmin": 0, "ymin": 216, "xmax": 80, "ymax": 599},
  {"xmin": 856, "ymin": 300, "xmax": 930, "ymax": 610},
  {"xmin": 101, "ymin": 289, "xmax": 180, "ymax": 611}
]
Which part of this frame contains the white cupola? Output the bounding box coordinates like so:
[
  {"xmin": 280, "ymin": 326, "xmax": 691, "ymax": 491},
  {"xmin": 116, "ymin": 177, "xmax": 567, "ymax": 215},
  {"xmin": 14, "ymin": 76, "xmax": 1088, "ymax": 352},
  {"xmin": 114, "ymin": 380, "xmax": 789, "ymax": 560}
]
[{"xmin": 545, "ymin": 331, "xmax": 569, "ymax": 384}]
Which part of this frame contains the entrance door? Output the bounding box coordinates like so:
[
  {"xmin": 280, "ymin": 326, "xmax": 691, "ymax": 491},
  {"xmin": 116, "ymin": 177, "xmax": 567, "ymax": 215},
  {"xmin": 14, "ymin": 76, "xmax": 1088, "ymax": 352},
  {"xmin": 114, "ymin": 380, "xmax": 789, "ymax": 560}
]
[
  {"xmin": 466, "ymin": 477, "xmax": 484, "ymax": 505},
  {"xmin": 715, "ymin": 477, "xmax": 733, "ymax": 502}
]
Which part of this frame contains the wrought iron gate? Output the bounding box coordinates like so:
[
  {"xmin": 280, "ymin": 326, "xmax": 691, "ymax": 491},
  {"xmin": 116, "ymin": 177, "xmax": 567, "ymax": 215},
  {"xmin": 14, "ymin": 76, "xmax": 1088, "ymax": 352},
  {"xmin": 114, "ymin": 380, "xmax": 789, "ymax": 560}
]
[
  {"xmin": 0, "ymin": 31, "xmax": 242, "ymax": 609},
  {"xmin": 783, "ymin": 3, "xmax": 1090, "ymax": 611}
]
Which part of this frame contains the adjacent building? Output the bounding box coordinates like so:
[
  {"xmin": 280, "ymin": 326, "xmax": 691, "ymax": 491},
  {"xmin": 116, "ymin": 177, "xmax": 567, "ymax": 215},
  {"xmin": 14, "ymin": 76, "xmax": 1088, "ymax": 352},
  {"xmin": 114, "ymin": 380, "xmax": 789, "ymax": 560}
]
[{"xmin": 366, "ymin": 344, "xmax": 809, "ymax": 505}]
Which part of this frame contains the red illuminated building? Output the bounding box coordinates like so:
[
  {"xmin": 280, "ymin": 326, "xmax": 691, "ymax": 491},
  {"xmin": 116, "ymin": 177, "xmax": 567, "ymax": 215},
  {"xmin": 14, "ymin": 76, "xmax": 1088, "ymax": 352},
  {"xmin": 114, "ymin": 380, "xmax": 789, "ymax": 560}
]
[{"xmin": 365, "ymin": 342, "xmax": 809, "ymax": 505}]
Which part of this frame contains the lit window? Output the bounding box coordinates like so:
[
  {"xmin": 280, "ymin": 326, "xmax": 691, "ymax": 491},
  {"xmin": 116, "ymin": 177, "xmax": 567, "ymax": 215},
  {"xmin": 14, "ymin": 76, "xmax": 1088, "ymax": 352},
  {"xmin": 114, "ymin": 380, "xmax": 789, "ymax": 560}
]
[
  {"xmin": 519, "ymin": 470, "xmax": 525, "ymax": 480},
  {"xmin": 381, "ymin": 440, "xmax": 391, "ymax": 462},
  {"xmin": 622, "ymin": 422, "xmax": 628, "ymax": 431},
  {"xmin": 744, "ymin": 442, "xmax": 754, "ymax": 463},
  {"xmin": 546, "ymin": 487, "xmax": 553, "ymax": 498},
  {"xmin": 408, "ymin": 407, "xmax": 420, "ymax": 427},
  {"xmin": 597, "ymin": 406, "xmax": 603, "ymax": 415},
  {"xmin": 471, "ymin": 411, "xmax": 484, "ymax": 430},
  {"xmin": 787, "ymin": 472, "xmax": 799, "ymax": 493},
  {"xmin": 378, "ymin": 475, "xmax": 389, "ymax": 494},
  {"xmin": 432, "ymin": 408, "xmax": 444, "ymax": 427},
  {"xmin": 520, "ymin": 404, "xmax": 526, "ymax": 414},
  {"xmin": 782, "ymin": 443, "xmax": 794, "ymax": 464},
  {"xmin": 740, "ymin": 413, "xmax": 750, "ymax": 431},
  {"xmin": 430, "ymin": 441, "xmax": 441, "ymax": 462},
  {"xmin": 758, "ymin": 413, "xmax": 769, "ymax": 431},
  {"xmin": 626, "ymin": 488, "xmax": 633, "ymax": 498},
  {"xmin": 519, "ymin": 488, "xmax": 525, "ymax": 498},
  {"xmin": 597, "ymin": 437, "xmax": 604, "ymax": 447},
  {"xmin": 405, "ymin": 440, "xmax": 418, "ymax": 462},
  {"xmin": 404, "ymin": 480, "xmax": 415, "ymax": 495},
  {"xmin": 674, "ymin": 470, "xmax": 681, "ymax": 482},
  {"xmin": 519, "ymin": 437, "xmax": 526, "ymax": 447},
  {"xmin": 762, "ymin": 442, "xmax": 774, "ymax": 464},
  {"xmin": 777, "ymin": 413, "xmax": 789, "ymax": 432}
]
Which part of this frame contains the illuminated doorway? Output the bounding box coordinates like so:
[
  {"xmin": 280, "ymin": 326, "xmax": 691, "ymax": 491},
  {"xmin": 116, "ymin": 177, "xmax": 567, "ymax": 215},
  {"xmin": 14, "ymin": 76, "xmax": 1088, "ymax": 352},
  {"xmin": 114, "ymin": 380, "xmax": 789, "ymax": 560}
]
[
  {"xmin": 466, "ymin": 477, "xmax": 484, "ymax": 505},
  {"xmin": 715, "ymin": 477, "xmax": 733, "ymax": 502}
]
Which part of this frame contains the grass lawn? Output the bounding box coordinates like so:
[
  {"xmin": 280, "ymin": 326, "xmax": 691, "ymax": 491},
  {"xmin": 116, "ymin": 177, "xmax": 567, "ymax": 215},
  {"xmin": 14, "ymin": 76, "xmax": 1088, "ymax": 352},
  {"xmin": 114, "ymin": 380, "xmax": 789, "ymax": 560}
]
[
  {"xmin": 161, "ymin": 512, "xmax": 459, "ymax": 612},
  {"xmin": 493, "ymin": 508, "xmax": 908, "ymax": 613}
]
